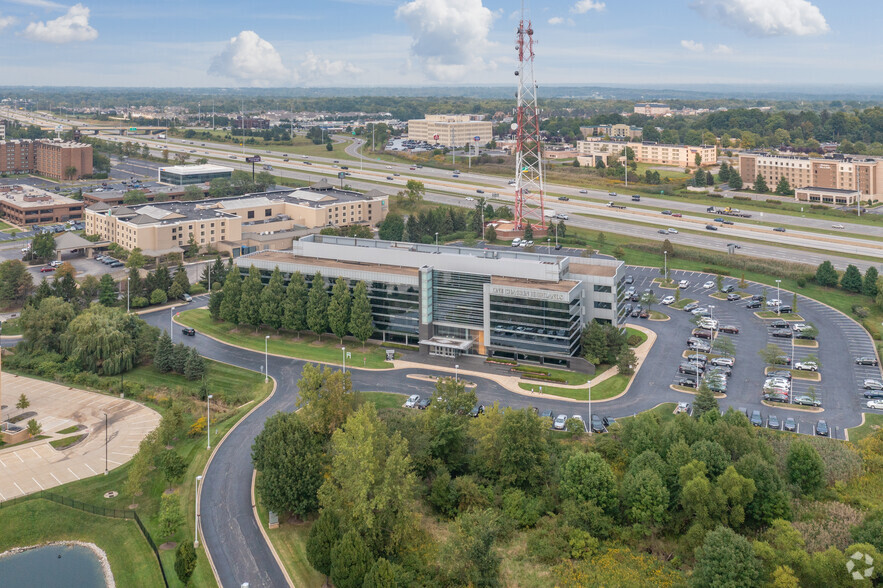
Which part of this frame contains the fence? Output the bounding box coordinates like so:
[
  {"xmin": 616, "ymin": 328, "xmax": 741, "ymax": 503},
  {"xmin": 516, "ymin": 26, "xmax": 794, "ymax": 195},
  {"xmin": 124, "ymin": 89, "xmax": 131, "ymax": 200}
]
[{"xmin": 0, "ymin": 491, "xmax": 169, "ymax": 588}]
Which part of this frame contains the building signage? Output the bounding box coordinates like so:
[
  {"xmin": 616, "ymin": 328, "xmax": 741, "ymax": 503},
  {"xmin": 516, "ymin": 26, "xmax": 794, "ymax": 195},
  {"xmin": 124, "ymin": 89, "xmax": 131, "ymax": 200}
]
[{"xmin": 488, "ymin": 284, "xmax": 568, "ymax": 302}]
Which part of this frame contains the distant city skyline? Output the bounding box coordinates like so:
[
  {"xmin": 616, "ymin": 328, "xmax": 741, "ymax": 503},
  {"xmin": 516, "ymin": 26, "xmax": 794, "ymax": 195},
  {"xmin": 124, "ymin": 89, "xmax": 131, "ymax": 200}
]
[{"xmin": 0, "ymin": 0, "xmax": 878, "ymax": 88}]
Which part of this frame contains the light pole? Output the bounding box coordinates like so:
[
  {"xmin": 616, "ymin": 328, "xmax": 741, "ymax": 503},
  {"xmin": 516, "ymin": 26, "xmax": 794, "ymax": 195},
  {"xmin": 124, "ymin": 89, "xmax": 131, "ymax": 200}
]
[
  {"xmin": 664, "ymin": 251, "xmax": 668, "ymax": 284},
  {"xmin": 435, "ymin": 232, "xmax": 439, "ymax": 252},
  {"xmin": 587, "ymin": 379, "xmax": 593, "ymax": 435},
  {"xmin": 455, "ymin": 364, "xmax": 459, "ymax": 381},
  {"xmin": 775, "ymin": 279, "xmax": 781, "ymax": 315},
  {"xmin": 342, "ymin": 346, "xmax": 346, "ymax": 373},
  {"xmin": 708, "ymin": 305, "xmax": 715, "ymax": 353},
  {"xmin": 206, "ymin": 394, "xmax": 213, "ymax": 450},
  {"xmin": 264, "ymin": 335, "xmax": 270, "ymax": 383},
  {"xmin": 547, "ymin": 238, "xmax": 551, "ymax": 254},
  {"xmin": 170, "ymin": 306, "xmax": 176, "ymax": 342},
  {"xmin": 194, "ymin": 475, "xmax": 203, "ymax": 548},
  {"xmin": 554, "ymin": 222, "xmax": 559, "ymax": 248},
  {"xmin": 104, "ymin": 412, "xmax": 108, "ymax": 475},
  {"xmin": 126, "ymin": 277, "xmax": 130, "ymax": 313}
]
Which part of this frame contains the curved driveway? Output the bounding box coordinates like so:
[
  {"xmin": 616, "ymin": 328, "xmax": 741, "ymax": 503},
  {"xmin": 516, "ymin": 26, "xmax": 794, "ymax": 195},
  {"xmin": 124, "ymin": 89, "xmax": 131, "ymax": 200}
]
[{"xmin": 139, "ymin": 267, "xmax": 880, "ymax": 586}]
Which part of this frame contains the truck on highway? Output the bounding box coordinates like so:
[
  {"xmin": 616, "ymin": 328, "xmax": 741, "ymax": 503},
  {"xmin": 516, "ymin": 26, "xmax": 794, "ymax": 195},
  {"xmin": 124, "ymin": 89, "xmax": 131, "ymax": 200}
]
[
  {"xmin": 607, "ymin": 202, "xmax": 626, "ymax": 209},
  {"xmin": 157, "ymin": 134, "xmax": 166, "ymax": 139},
  {"xmin": 706, "ymin": 206, "xmax": 752, "ymax": 218},
  {"xmin": 543, "ymin": 209, "xmax": 556, "ymax": 218}
]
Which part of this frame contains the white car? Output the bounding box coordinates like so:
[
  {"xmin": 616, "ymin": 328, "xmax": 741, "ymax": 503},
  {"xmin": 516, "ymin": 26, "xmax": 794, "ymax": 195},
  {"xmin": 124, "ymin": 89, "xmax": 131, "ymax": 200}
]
[
  {"xmin": 678, "ymin": 280, "xmax": 690, "ymax": 288},
  {"xmin": 668, "ymin": 228, "xmax": 679, "ymax": 234},
  {"xmin": 864, "ymin": 379, "xmax": 883, "ymax": 390},
  {"xmin": 794, "ymin": 361, "xmax": 818, "ymax": 372},
  {"xmin": 767, "ymin": 299, "xmax": 782, "ymax": 307},
  {"xmin": 703, "ymin": 280, "xmax": 715, "ymax": 289},
  {"xmin": 579, "ymin": 189, "xmax": 588, "ymax": 194},
  {"xmin": 404, "ymin": 394, "xmax": 420, "ymax": 408},
  {"xmin": 867, "ymin": 399, "xmax": 883, "ymax": 410},
  {"xmin": 698, "ymin": 319, "xmax": 718, "ymax": 330},
  {"xmin": 571, "ymin": 415, "xmax": 586, "ymax": 431},
  {"xmin": 832, "ymin": 224, "xmax": 845, "ymax": 229},
  {"xmin": 465, "ymin": 196, "xmax": 474, "ymax": 201},
  {"xmin": 765, "ymin": 378, "xmax": 791, "ymax": 389},
  {"xmin": 661, "ymin": 295, "xmax": 675, "ymax": 305},
  {"xmin": 386, "ymin": 165, "xmax": 393, "ymax": 169},
  {"xmin": 553, "ymin": 414, "xmax": 568, "ymax": 430}
]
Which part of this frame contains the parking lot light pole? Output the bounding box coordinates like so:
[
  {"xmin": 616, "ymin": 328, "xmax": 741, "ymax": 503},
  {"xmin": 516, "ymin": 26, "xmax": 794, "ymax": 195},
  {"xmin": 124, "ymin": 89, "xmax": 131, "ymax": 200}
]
[
  {"xmin": 587, "ymin": 380, "xmax": 592, "ymax": 435},
  {"xmin": 342, "ymin": 346, "xmax": 346, "ymax": 373},
  {"xmin": 126, "ymin": 277, "xmax": 130, "ymax": 313},
  {"xmin": 206, "ymin": 394, "xmax": 213, "ymax": 450},
  {"xmin": 104, "ymin": 412, "xmax": 108, "ymax": 475},
  {"xmin": 775, "ymin": 280, "xmax": 781, "ymax": 315},
  {"xmin": 194, "ymin": 475, "xmax": 202, "ymax": 548},
  {"xmin": 264, "ymin": 336, "xmax": 270, "ymax": 383},
  {"xmin": 708, "ymin": 305, "xmax": 715, "ymax": 353},
  {"xmin": 663, "ymin": 251, "xmax": 667, "ymax": 284},
  {"xmin": 455, "ymin": 364, "xmax": 459, "ymax": 381}
]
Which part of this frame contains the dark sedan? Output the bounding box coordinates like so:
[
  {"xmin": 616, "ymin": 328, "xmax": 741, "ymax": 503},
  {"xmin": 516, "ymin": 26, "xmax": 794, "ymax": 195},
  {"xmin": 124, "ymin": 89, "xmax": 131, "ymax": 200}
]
[{"xmin": 815, "ymin": 420, "xmax": 829, "ymax": 436}]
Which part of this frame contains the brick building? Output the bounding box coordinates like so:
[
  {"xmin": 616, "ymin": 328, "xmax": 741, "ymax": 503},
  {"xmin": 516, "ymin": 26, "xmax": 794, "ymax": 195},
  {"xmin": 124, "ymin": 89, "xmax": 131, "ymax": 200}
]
[
  {"xmin": 0, "ymin": 184, "xmax": 83, "ymax": 225},
  {"xmin": 738, "ymin": 152, "xmax": 883, "ymax": 198},
  {"xmin": 0, "ymin": 139, "xmax": 93, "ymax": 179}
]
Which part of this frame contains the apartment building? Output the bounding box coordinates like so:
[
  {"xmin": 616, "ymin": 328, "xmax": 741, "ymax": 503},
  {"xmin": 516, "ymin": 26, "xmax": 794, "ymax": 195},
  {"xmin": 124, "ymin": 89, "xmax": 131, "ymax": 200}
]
[
  {"xmin": 407, "ymin": 114, "xmax": 493, "ymax": 148},
  {"xmin": 579, "ymin": 124, "xmax": 643, "ymax": 140},
  {"xmin": 634, "ymin": 103, "xmax": 671, "ymax": 116},
  {"xmin": 0, "ymin": 184, "xmax": 83, "ymax": 225},
  {"xmin": 576, "ymin": 140, "xmax": 716, "ymax": 168},
  {"xmin": 235, "ymin": 234, "xmax": 623, "ymax": 367},
  {"xmin": 738, "ymin": 152, "xmax": 883, "ymax": 198},
  {"xmin": 85, "ymin": 180, "xmax": 387, "ymax": 257},
  {"xmin": 0, "ymin": 139, "xmax": 92, "ymax": 179}
]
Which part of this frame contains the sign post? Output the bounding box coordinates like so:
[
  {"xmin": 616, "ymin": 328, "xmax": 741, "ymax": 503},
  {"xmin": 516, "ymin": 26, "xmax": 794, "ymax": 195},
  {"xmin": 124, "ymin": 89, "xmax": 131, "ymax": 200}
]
[
  {"xmin": 245, "ymin": 155, "xmax": 261, "ymax": 182},
  {"xmin": 338, "ymin": 171, "xmax": 345, "ymax": 189}
]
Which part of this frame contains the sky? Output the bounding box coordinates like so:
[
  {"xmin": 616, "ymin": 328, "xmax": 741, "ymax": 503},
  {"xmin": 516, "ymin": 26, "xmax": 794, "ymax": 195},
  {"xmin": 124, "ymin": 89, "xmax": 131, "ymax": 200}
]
[{"xmin": 0, "ymin": 0, "xmax": 880, "ymax": 88}]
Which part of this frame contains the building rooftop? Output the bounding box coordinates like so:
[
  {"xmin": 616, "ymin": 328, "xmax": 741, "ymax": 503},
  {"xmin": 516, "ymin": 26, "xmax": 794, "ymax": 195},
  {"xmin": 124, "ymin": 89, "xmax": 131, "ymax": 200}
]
[
  {"xmin": 491, "ymin": 275, "xmax": 578, "ymax": 292},
  {"xmin": 0, "ymin": 184, "xmax": 80, "ymax": 208},
  {"xmin": 246, "ymin": 249, "xmax": 420, "ymax": 277},
  {"xmin": 796, "ymin": 186, "xmax": 862, "ymax": 194},
  {"xmin": 568, "ymin": 263, "xmax": 619, "ymax": 278},
  {"xmin": 159, "ymin": 164, "xmax": 234, "ymax": 176}
]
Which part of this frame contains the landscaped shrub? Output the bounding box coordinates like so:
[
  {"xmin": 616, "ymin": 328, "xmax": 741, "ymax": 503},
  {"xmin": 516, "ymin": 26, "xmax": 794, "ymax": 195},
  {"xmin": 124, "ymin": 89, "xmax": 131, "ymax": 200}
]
[
  {"xmin": 627, "ymin": 334, "xmax": 644, "ymax": 346},
  {"xmin": 852, "ymin": 305, "xmax": 870, "ymax": 319},
  {"xmin": 797, "ymin": 277, "xmax": 806, "ymax": 288}
]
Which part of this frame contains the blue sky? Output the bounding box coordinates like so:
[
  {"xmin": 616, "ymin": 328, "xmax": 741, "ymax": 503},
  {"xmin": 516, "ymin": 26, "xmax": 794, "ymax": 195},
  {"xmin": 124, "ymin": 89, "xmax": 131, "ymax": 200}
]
[{"xmin": 0, "ymin": 0, "xmax": 879, "ymax": 87}]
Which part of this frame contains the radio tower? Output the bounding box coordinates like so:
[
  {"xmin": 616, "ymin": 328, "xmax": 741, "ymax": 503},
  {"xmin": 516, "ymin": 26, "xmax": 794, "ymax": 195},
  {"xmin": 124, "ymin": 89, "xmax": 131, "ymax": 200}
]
[{"xmin": 513, "ymin": 5, "xmax": 545, "ymax": 230}]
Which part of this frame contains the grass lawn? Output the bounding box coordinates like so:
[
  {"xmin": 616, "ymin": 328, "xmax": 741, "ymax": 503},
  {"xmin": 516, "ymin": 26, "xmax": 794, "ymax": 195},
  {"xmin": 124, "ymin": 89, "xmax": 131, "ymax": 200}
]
[
  {"xmin": 255, "ymin": 489, "xmax": 324, "ymax": 588},
  {"xmin": 756, "ymin": 311, "xmax": 804, "ymax": 320},
  {"xmin": 0, "ymin": 500, "xmax": 165, "ymax": 587},
  {"xmin": 671, "ymin": 298, "xmax": 697, "ymax": 310},
  {"xmin": 0, "ymin": 219, "xmax": 12, "ymax": 230},
  {"xmin": 625, "ymin": 327, "xmax": 647, "ymax": 347},
  {"xmin": 1, "ymin": 317, "xmax": 22, "ymax": 336},
  {"xmin": 617, "ymin": 402, "xmax": 679, "ymax": 425},
  {"xmin": 50, "ymin": 434, "xmax": 86, "ymax": 449},
  {"xmin": 55, "ymin": 425, "xmax": 82, "ymax": 435},
  {"xmin": 362, "ymin": 391, "xmax": 407, "ymax": 410},
  {"xmin": 794, "ymin": 339, "xmax": 819, "ymax": 347},
  {"xmin": 177, "ymin": 309, "xmax": 393, "ymax": 370},
  {"xmin": 846, "ymin": 413, "xmax": 883, "ymax": 443},
  {"xmin": 648, "ymin": 310, "xmax": 668, "ymax": 320},
  {"xmin": 171, "ymin": 129, "xmax": 358, "ymax": 161},
  {"xmin": 519, "ymin": 373, "xmax": 630, "ymax": 401}
]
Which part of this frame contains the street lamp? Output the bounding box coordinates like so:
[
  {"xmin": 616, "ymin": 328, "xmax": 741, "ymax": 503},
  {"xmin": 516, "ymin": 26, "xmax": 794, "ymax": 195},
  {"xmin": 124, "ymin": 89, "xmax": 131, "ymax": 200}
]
[
  {"xmin": 342, "ymin": 346, "xmax": 346, "ymax": 373},
  {"xmin": 708, "ymin": 305, "xmax": 715, "ymax": 354},
  {"xmin": 170, "ymin": 306, "xmax": 176, "ymax": 342},
  {"xmin": 206, "ymin": 394, "xmax": 213, "ymax": 450},
  {"xmin": 455, "ymin": 364, "xmax": 459, "ymax": 381},
  {"xmin": 587, "ymin": 380, "xmax": 593, "ymax": 435},
  {"xmin": 194, "ymin": 475, "xmax": 203, "ymax": 548},
  {"xmin": 126, "ymin": 277, "xmax": 130, "ymax": 313},
  {"xmin": 435, "ymin": 232, "xmax": 439, "ymax": 252},
  {"xmin": 663, "ymin": 251, "xmax": 668, "ymax": 284},
  {"xmin": 264, "ymin": 335, "xmax": 270, "ymax": 383},
  {"xmin": 547, "ymin": 238, "xmax": 551, "ymax": 254},
  {"xmin": 104, "ymin": 412, "xmax": 108, "ymax": 475},
  {"xmin": 775, "ymin": 279, "xmax": 782, "ymax": 315}
]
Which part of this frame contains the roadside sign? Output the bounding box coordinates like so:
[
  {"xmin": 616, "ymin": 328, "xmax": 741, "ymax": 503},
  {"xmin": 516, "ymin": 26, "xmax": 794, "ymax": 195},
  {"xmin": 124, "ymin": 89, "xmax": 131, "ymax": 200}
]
[
  {"xmin": 474, "ymin": 136, "xmax": 480, "ymax": 141},
  {"xmin": 338, "ymin": 172, "xmax": 345, "ymax": 179},
  {"xmin": 129, "ymin": 127, "xmax": 137, "ymax": 131},
  {"xmin": 245, "ymin": 156, "xmax": 261, "ymax": 163}
]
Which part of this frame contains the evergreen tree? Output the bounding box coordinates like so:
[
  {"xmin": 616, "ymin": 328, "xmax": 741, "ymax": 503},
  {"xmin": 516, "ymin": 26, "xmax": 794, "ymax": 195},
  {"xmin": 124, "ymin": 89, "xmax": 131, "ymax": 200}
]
[
  {"xmin": 171, "ymin": 343, "xmax": 189, "ymax": 374},
  {"xmin": 405, "ymin": 215, "xmax": 420, "ymax": 243},
  {"xmin": 174, "ymin": 542, "xmax": 197, "ymax": 585},
  {"xmin": 328, "ymin": 277, "xmax": 352, "ymax": 344},
  {"xmin": 307, "ymin": 272, "xmax": 329, "ymax": 339},
  {"xmin": 775, "ymin": 177, "xmax": 792, "ymax": 196},
  {"xmin": 306, "ymin": 510, "xmax": 340, "ymax": 581},
  {"xmin": 184, "ymin": 347, "xmax": 206, "ymax": 381},
  {"xmin": 283, "ymin": 272, "xmax": 309, "ymax": 335},
  {"xmin": 863, "ymin": 267, "xmax": 879, "ymax": 297},
  {"xmin": 693, "ymin": 168, "xmax": 706, "ymax": 187},
  {"xmin": 208, "ymin": 289, "xmax": 224, "ymax": 320},
  {"xmin": 98, "ymin": 273, "xmax": 117, "ymax": 306},
  {"xmin": 239, "ymin": 265, "xmax": 264, "ymax": 329},
  {"xmin": 378, "ymin": 213, "xmax": 404, "ymax": 241},
  {"xmin": 330, "ymin": 530, "xmax": 373, "ymax": 588},
  {"xmin": 219, "ymin": 267, "xmax": 242, "ymax": 324},
  {"xmin": 203, "ymin": 255, "xmax": 226, "ymax": 289},
  {"xmin": 128, "ymin": 266, "xmax": 143, "ymax": 299},
  {"xmin": 693, "ymin": 381, "xmax": 719, "ymax": 417},
  {"xmin": 754, "ymin": 173, "xmax": 769, "ymax": 193},
  {"xmin": 717, "ymin": 161, "xmax": 730, "ymax": 183},
  {"xmin": 728, "ymin": 170, "xmax": 743, "ymax": 190},
  {"xmin": 524, "ymin": 224, "xmax": 534, "ymax": 241},
  {"xmin": 705, "ymin": 171, "xmax": 714, "ymax": 186},
  {"xmin": 362, "ymin": 558, "xmax": 398, "ymax": 588},
  {"xmin": 260, "ymin": 267, "xmax": 285, "ymax": 330},
  {"xmin": 840, "ymin": 264, "xmax": 863, "ymax": 293},
  {"xmin": 814, "ymin": 261, "xmax": 839, "ymax": 287},
  {"xmin": 154, "ymin": 331, "xmax": 174, "ymax": 373},
  {"xmin": 171, "ymin": 263, "xmax": 190, "ymax": 296},
  {"xmin": 154, "ymin": 264, "xmax": 172, "ymax": 293},
  {"xmin": 31, "ymin": 278, "xmax": 53, "ymax": 306},
  {"xmin": 348, "ymin": 281, "xmax": 374, "ymax": 346}
]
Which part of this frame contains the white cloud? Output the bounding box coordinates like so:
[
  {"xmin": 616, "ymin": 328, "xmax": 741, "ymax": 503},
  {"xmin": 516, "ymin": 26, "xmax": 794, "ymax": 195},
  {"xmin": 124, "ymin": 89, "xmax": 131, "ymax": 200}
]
[
  {"xmin": 691, "ymin": 0, "xmax": 829, "ymax": 36},
  {"xmin": 23, "ymin": 3, "xmax": 97, "ymax": 43},
  {"xmin": 7, "ymin": 0, "xmax": 65, "ymax": 9},
  {"xmin": 681, "ymin": 39, "xmax": 705, "ymax": 52},
  {"xmin": 713, "ymin": 44, "xmax": 733, "ymax": 54},
  {"xmin": 548, "ymin": 17, "xmax": 564, "ymax": 25},
  {"xmin": 296, "ymin": 51, "xmax": 362, "ymax": 83},
  {"xmin": 0, "ymin": 14, "xmax": 16, "ymax": 31},
  {"xmin": 396, "ymin": 0, "xmax": 495, "ymax": 81},
  {"xmin": 571, "ymin": 0, "xmax": 605, "ymax": 14},
  {"xmin": 208, "ymin": 31, "xmax": 291, "ymax": 87}
]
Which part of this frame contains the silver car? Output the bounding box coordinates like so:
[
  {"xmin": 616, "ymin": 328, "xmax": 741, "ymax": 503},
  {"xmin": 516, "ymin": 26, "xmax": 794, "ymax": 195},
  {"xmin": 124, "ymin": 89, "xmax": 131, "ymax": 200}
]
[{"xmin": 553, "ymin": 414, "xmax": 568, "ymax": 430}]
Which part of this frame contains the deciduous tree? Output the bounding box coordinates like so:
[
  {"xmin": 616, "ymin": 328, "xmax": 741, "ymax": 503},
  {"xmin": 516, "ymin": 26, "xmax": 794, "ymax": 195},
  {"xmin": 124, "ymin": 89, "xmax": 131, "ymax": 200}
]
[
  {"xmin": 560, "ymin": 452, "xmax": 619, "ymax": 514},
  {"xmin": 159, "ymin": 492, "xmax": 184, "ymax": 538},
  {"xmin": 296, "ymin": 364, "xmax": 360, "ymax": 436},
  {"xmin": 786, "ymin": 441, "xmax": 825, "ymax": 496},
  {"xmin": 20, "ymin": 296, "xmax": 76, "ymax": 353},
  {"xmin": 840, "ymin": 264, "xmax": 863, "ymax": 293},
  {"xmin": 691, "ymin": 526, "xmax": 762, "ymax": 588}
]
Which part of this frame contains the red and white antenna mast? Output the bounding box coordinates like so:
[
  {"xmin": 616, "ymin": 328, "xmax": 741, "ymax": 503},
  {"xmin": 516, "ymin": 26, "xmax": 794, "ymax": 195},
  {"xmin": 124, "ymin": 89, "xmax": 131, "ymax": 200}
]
[{"xmin": 513, "ymin": 4, "xmax": 545, "ymax": 230}]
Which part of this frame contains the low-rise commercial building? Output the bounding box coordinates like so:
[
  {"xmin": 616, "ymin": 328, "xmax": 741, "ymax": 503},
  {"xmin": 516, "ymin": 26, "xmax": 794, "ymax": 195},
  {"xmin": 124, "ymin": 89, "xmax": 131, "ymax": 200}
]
[
  {"xmin": 0, "ymin": 184, "xmax": 83, "ymax": 225},
  {"xmin": 84, "ymin": 181, "xmax": 387, "ymax": 257},
  {"xmin": 158, "ymin": 164, "xmax": 233, "ymax": 186},
  {"xmin": 580, "ymin": 124, "xmax": 643, "ymax": 140},
  {"xmin": 407, "ymin": 114, "xmax": 493, "ymax": 148},
  {"xmin": 634, "ymin": 103, "xmax": 671, "ymax": 116},
  {"xmin": 235, "ymin": 235, "xmax": 624, "ymax": 367},
  {"xmin": 576, "ymin": 140, "xmax": 716, "ymax": 168},
  {"xmin": 0, "ymin": 139, "xmax": 92, "ymax": 179},
  {"xmin": 738, "ymin": 152, "xmax": 883, "ymax": 198},
  {"xmin": 794, "ymin": 186, "xmax": 861, "ymax": 206},
  {"xmin": 235, "ymin": 117, "xmax": 270, "ymax": 129}
]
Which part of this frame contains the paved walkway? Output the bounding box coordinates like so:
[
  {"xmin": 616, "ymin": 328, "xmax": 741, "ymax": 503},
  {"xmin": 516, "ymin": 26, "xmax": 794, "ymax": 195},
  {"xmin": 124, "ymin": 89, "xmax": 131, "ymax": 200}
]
[{"xmin": 0, "ymin": 374, "xmax": 161, "ymax": 501}]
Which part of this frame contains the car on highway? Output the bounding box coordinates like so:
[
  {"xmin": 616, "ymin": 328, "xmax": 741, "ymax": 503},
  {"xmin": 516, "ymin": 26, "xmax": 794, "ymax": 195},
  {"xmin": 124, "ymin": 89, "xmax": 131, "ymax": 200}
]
[
  {"xmin": 386, "ymin": 176, "xmax": 393, "ymax": 180},
  {"xmin": 661, "ymin": 295, "xmax": 675, "ymax": 305},
  {"xmin": 678, "ymin": 280, "xmax": 690, "ymax": 288},
  {"xmin": 182, "ymin": 327, "xmax": 196, "ymax": 336},
  {"xmin": 658, "ymin": 229, "xmax": 668, "ymax": 234},
  {"xmin": 608, "ymin": 192, "xmax": 617, "ymax": 197},
  {"xmin": 579, "ymin": 190, "xmax": 588, "ymax": 194},
  {"xmin": 832, "ymin": 224, "xmax": 845, "ymax": 229},
  {"xmin": 749, "ymin": 410, "xmax": 763, "ymax": 427},
  {"xmin": 815, "ymin": 420, "xmax": 829, "ymax": 436},
  {"xmin": 867, "ymin": 400, "xmax": 883, "ymax": 410},
  {"xmin": 476, "ymin": 189, "xmax": 484, "ymax": 193},
  {"xmin": 661, "ymin": 210, "xmax": 672, "ymax": 215},
  {"xmin": 465, "ymin": 196, "xmax": 474, "ymax": 201},
  {"xmin": 864, "ymin": 379, "xmax": 883, "ymax": 390},
  {"xmin": 719, "ymin": 325, "xmax": 740, "ymax": 334},
  {"xmin": 856, "ymin": 357, "xmax": 880, "ymax": 366},
  {"xmin": 793, "ymin": 395, "xmax": 821, "ymax": 407},
  {"xmin": 553, "ymin": 414, "xmax": 568, "ymax": 430},
  {"xmin": 705, "ymin": 224, "xmax": 718, "ymax": 231},
  {"xmin": 672, "ymin": 212, "xmax": 682, "ymax": 217},
  {"xmin": 784, "ymin": 417, "xmax": 797, "ymax": 432},
  {"xmin": 668, "ymin": 228, "xmax": 678, "ymax": 234},
  {"xmin": 558, "ymin": 196, "xmax": 569, "ymax": 201},
  {"xmin": 767, "ymin": 414, "xmax": 780, "ymax": 429},
  {"xmin": 702, "ymin": 280, "xmax": 715, "ymax": 289},
  {"xmin": 794, "ymin": 361, "xmax": 818, "ymax": 372},
  {"xmin": 773, "ymin": 227, "xmax": 786, "ymax": 232},
  {"xmin": 405, "ymin": 394, "xmax": 420, "ymax": 408},
  {"xmin": 714, "ymin": 217, "xmax": 725, "ymax": 222},
  {"xmin": 721, "ymin": 219, "xmax": 734, "ymax": 225}
]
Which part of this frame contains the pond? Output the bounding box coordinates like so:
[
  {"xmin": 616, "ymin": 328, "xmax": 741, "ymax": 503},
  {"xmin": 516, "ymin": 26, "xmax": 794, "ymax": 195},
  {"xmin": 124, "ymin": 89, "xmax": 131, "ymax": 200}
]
[{"xmin": 0, "ymin": 543, "xmax": 108, "ymax": 587}]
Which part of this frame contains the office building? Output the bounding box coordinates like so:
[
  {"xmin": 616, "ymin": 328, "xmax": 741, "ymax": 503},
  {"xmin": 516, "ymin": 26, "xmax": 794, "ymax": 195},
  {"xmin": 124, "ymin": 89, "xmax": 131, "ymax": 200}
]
[
  {"xmin": 0, "ymin": 184, "xmax": 83, "ymax": 225},
  {"xmin": 634, "ymin": 103, "xmax": 671, "ymax": 116},
  {"xmin": 0, "ymin": 139, "xmax": 92, "ymax": 180},
  {"xmin": 576, "ymin": 140, "xmax": 716, "ymax": 168},
  {"xmin": 235, "ymin": 235, "xmax": 624, "ymax": 367},
  {"xmin": 235, "ymin": 117, "xmax": 270, "ymax": 129},
  {"xmin": 407, "ymin": 114, "xmax": 493, "ymax": 148},
  {"xmin": 738, "ymin": 152, "xmax": 883, "ymax": 198},
  {"xmin": 158, "ymin": 164, "xmax": 233, "ymax": 186},
  {"xmin": 85, "ymin": 181, "xmax": 387, "ymax": 257},
  {"xmin": 580, "ymin": 124, "xmax": 643, "ymax": 140}
]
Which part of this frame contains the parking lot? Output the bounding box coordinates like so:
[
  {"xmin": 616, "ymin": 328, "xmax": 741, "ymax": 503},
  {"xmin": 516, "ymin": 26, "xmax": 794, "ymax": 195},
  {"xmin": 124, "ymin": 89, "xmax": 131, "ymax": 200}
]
[{"xmin": 623, "ymin": 266, "xmax": 882, "ymax": 439}]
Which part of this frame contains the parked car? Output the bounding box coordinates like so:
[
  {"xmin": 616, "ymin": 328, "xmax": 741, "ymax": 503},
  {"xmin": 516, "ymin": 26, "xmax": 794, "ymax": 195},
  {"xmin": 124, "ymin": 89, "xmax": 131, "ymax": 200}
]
[
  {"xmin": 719, "ymin": 325, "xmax": 740, "ymax": 334},
  {"xmin": 678, "ymin": 280, "xmax": 689, "ymax": 288},
  {"xmin": 865, "ymin": 391, "xmax": 883, "ymax": 399},
  {"xmin": 571, "ymin": 415, "xmax": 586, "ymax": 431},
  {"xmin": 793, "ymin": 395, "xmax": 821, "ymax": 407},
  {"xmin": 764, "ymin": 393, "xmax": 790, "ymax": 404},
  {"xmin": 180, "ymin": 293, "xmax": 193, "ymax": 302},
  {"xmin": 417, "ymin": 397, "xmax": 432, "ymax": 410},
  {"xmin": 711, "ymin": 357, "xmax": 735, "ymax": 367},
  {"xmin": 469, "ymin": 404, "xmax": 485, "ymax": 417},
  {"xmin": 661, "ymin": 295, "xmax": 675, "ymax": 305},
  {"xmin": 767, "ymin": 414, "xmax": 780, "ymax": 429},
  {"xmin": 683, "ymin": 302, "xmax": 700, "ymax": 312},
  {"xmin": 686, "ymin": 353, "xmax": 708, "ymax": 365},
  {"xmin": 590, "ymin": 414, "xmax": 606, "ymax": 433},
  {"xmin": 771, "ymin": 329, "xmax": 793, "ymax": 338},
  {"xmin": 783, "ymin": 417, "xmax": 797, "ymax": 432},
  {"xmin": 691, "ymin": 329, "xmax": 713, "ymax": 340},
  {"xmin": 769, "ymin": 319, "xmax": 789, "ymax": 329},
  {"xmin": 702, "ymin": 280, "xmax": 715, "ymax": 289},
  {"xmin": 675, "ymin": 402, "xmax": 691, "ymax": 414},
  {"xmin": 679, "ymin": 363, "xmax": 703, "ymax": 376},
  {"xmin": 553, "ymin": 414, "xmax": 568, "ymax": 430},
  {"xmin": 405, "ymin": 394, "xmax": 420, "ymax": 408},
  {"xmin": 815, "ymin": 420, "xmax": 829, "ymax": 436},
  {"xmin": 721, "ymin": 285, "xmax": 736, "ymax": 293},
  {"xmin": 864, "ymin": 379, "xmax": 883, "ymax": 390},
  {"xmin": 856, "ymin": 357, "xmax": 879, "ymax": 366},
  {"xmin": 749, "ymin": 410, "xmax": 763, "ymax": 427},
  {"xmin": 866, "ymin": 400, "xmax": 883, "ymax": 410},
  {"xmin": 39, "ymin": 266, "xmax": 55, "ymax": 272},
  {"xmin": 675, "ymin": 376, "xmax": 697, "ymax": 386},
  {"xmin": 794, "ymin": 361, "xmax": 818, "ymax": 372},
  {"xmin": 539, "ymin": 409, "xmax": 553, "ymax": 419},
  {"xmin": 745, "ymin": 300, "xmax": 762, "ymax": 309},
  {"xmin": 624, "ymin": 275, "xmax": 634, "ymax": 284},
  {"xmin": 726, "ymin": 293, "xmax": 741, "ymax": 301},
  {"xmin": 767, "ymin": 370, "xmax": 792, "ymax": 380}
]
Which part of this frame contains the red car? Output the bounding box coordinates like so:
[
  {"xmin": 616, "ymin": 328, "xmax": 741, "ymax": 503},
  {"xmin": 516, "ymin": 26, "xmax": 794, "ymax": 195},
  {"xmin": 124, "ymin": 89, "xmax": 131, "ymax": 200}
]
[
  {"xmin": 672, "ymin": 213, "xmax": 682, "ymax": 217},
  {"xmin": 39, "ymin": 266, "xmax": 55, "ymax": 272}
]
